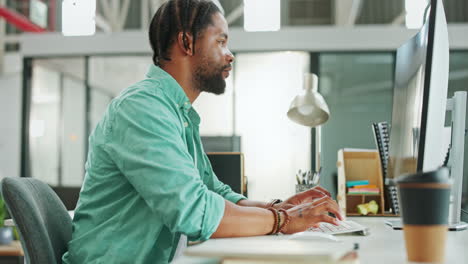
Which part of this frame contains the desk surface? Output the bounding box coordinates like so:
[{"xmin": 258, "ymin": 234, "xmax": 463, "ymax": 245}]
[
  {"xmin": 0, "ymin": 241, "xmax": 23, "ymax": 257},
  {"xmin": 173, "ymin": 217, "xmax": 468, "ymax": 264}
]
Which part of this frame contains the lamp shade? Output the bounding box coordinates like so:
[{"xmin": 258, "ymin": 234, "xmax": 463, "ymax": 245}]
[{"xmin": 287, "ymin": 73, "xmax": 330, "ymax": 127}]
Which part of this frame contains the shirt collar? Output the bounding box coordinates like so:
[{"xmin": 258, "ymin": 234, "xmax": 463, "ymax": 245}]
[
  {"xmin": 188, "ymin": 108, "xmax": 201, "ymax": 126},
  {"xmin": 146, "ymin": 64, "xmax": 192, "ymax": 112}
]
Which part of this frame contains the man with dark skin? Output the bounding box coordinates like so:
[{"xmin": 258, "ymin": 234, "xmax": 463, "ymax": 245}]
[{"xmin": 62, "ymin": 1, "xmax": 343, "ymax": 263}]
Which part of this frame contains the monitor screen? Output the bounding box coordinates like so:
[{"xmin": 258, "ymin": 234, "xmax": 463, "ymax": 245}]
[
  {"xmin": 388, "ymin": 0, "xmax": 449, "ymax": 181},
  {"xmin": 387, "ymin": 21, "xmax": 428, "ymax": 180}
]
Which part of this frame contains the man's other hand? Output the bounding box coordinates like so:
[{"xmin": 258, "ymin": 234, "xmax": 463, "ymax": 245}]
[{"xmin": 274, "ymin": 186, "xmax": 331, "ymax": 210}]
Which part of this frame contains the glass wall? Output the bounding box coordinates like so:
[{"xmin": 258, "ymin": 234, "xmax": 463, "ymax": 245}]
[
  {"xmin": 25, "ymin": 55, "xmax": 237, "ymax": 188},
  {"xmin": 88, "ymin": 56, "xmax": 150, "ymax": 132},
  {"xmin": 319, "ymin": 53, "xmax": 395, "ymax": 198},
  {"xmin": 29, "ymin": 62, "xmax": 61, "ymax": 185},
  {"xmin": 27, "ymin": 56, "xmax": 151, "ymax": 187},
  {"xmin": 61, "ymin": 75, "xmax": 86, "ymax": 186},
  {"xmin": 29, "ymin": 58, "xmax": 86, "ymax": 186}
]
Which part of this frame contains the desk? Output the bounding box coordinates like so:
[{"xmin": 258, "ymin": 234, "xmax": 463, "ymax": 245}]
[
  {"xmin": 0, "ymin": 241, "xmax": 24, "ymax": 264},
  {"xmin": 173, "ymin": 217, "xmax": 468, "ymax": 264}
]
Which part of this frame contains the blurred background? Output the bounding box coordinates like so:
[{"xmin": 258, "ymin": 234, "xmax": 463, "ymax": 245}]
[{"xmin": 0, "ymin": 1, "xmax": 467, "ymax": 220}]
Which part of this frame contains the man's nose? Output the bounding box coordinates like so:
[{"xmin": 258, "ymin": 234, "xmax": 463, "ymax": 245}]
[{"xmin": 226, "ymin": 50, "xmax": 235, "ymax": 63}]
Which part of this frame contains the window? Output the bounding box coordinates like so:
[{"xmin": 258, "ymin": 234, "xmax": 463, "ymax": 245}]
[{"xmin": 318, "ymin": 53, "xmax": 395, "ymax": 197}]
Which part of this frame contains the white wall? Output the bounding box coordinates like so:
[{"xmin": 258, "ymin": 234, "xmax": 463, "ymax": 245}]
[
  {"xmin": 193, "ymin": 75, "xmax": 234, "ymax": 136},
  {"xmin": 235, "ymin": 52, "xmax": 311, "ymax": 200},
  {"xmin": 0, "ymin": 53, "xmax": 22, "ymax": 179}
]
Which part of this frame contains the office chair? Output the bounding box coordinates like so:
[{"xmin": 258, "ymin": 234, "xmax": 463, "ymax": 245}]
[{"xmin": 0, "ymin": 177, "xmax": 72, "ymax": 264}]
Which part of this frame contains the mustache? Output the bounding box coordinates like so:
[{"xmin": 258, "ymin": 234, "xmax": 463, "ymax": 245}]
[{"xmin": 222, "ymin": 64, "xmax": 232, "ymax": 70}]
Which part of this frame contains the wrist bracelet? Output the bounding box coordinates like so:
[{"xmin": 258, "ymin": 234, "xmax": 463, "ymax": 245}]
[
  {"xmin": 266, "ymin": 207, "xmax": 278, "ymax": 235},
  {"xmin": 276, "ymin": 209, "xmax": 282, "ymax": 234},
  {"xmin": 278, "ymin": 209, "xmax": 291, "ymax": 233}
]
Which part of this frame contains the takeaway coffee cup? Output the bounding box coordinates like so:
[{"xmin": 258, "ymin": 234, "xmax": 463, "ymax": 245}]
[{"xmin": 396, "ymin": 167, "xmax": 451, "ymax": 263}]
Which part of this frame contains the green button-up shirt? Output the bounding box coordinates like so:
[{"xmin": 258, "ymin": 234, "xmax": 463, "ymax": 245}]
[{"xmin": 62, "ymin": 65, "xmax": 246, "ymax": 264}]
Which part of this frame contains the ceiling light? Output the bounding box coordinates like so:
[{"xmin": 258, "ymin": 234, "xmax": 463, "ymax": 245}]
[
  {"xmin": 405, "ymin": 0, "xmax": 429, "ymax": 29},
  {"xmin": 62, "ymin": 0, "xmax": 96, "ymax": 36},
  {"xmin": 244, "ymin": 0, "xmax": 280, "ymax": 32}
]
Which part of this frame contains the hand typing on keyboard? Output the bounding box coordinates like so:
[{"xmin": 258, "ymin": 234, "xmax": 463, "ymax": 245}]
[
  {"xmin": 272, "ymin": 185, "xmax": 334, "ymax": 210},
  {"xmin": 279, "ymin": 196, "xmax": 344, "ymax": 234}
]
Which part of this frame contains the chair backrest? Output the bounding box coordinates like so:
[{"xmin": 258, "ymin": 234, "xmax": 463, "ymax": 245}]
[{"xmin": 1, "ymin": 177, "xmax": 72, "ymax": 264}]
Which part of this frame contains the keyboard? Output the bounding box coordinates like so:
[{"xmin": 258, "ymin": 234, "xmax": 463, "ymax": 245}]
[{"xmin": 308, "ymin": 220, "xmax": 369, "ymax": 235}]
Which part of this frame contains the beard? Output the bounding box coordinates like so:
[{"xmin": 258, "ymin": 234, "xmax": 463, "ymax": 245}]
[{"xmin": 193, "ymin": 57, "xmax": 229, "ymax": 95}]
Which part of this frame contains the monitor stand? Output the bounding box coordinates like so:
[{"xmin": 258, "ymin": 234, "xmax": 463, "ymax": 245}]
[
  {"xmin": 385, "ymin": 219, "xmax": 468, "ymax": 231},
  {"xmin": 446, "ymin": 92, "xmax": 467, "ymax": 232}
]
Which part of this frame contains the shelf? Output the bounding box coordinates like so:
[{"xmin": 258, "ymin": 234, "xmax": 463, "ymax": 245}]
[{"xmin": 337, "ymin": 149, "xmax": 387, "ymax": 215}]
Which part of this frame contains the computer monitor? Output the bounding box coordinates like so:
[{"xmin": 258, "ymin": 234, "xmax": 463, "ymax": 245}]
[
  {"xmin": 206, "ymin": 152, "xmax": 246, "ymax": 196},
  {"xmin": 387, "ymin": 0, "xmax": 468, "ymax": 231},
  {"xmin": 388, "ymin": 0, "xmax": 449, "ymax": 182}
]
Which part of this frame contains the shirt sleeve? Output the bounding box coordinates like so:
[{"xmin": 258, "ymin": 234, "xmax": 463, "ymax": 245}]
[
  {"xmin": 105, "ymin": 91, "xmax": 224, "ymax": 241},
  {"xmin": 202, "ymin": 153, "xmax": 247, "ymax": 204}
]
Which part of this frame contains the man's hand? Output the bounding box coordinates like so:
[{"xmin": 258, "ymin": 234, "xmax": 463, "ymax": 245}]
[
  {"xmin": 281, "ymin": 196, "xmax": 344, "ymax": 234},
  {"xmin": 274, "ymin": 186, "xmax": 331, "ymax": 210}
]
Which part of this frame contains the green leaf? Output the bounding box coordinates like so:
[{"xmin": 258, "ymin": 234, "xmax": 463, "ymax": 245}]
[{"xmin": 0, "ymin": 198, "xmax": 4, "ymax": 227}]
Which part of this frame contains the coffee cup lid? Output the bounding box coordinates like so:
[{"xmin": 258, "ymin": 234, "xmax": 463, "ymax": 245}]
[{"xmin": 396, "ymin": 167, "xmax": 450, "ymax": 184}]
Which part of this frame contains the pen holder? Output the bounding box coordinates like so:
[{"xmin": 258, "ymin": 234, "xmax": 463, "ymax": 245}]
[{"xmin": 296, "ymin": 184, "xmax": 316, "ymax": 194}]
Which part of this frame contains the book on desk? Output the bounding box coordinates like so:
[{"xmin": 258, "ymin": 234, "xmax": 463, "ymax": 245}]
[{"xmin": 185, "ymin": 237, "xmax": 356, "ymax": 264}]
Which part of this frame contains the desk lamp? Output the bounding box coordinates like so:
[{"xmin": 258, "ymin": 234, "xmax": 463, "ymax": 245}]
[
  {"xmin": 287, "ymin": 73, "xmax": 330, "ymax": 127},
  {"xmin": 287, "ymin": 73, "xmax": 330, "ymax": 172}
]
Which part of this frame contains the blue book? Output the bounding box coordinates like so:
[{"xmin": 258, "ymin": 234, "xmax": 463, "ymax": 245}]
[{"xmin": 346, "ymin": 180, "xmax": 369, "ymax": 187}]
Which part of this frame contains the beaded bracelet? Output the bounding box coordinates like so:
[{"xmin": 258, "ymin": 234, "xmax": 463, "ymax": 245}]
[
  {"xmin": 278, "ymin": 209, "xmax": 291, "ymax": 233},
  {"xmin": 276, "ymin": 209, "xmax": 282, "ymax": 234},
  {"xmin": 266, "ymin": 207, "xmax": 279, "ymax": 235}
]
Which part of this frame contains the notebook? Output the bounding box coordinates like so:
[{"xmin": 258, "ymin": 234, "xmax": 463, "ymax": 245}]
[
  {"xmin": 372, "ymin": 122, "xmax": 400, "ymax": 214},
  {"xmin": 185, "ymin": 237, "xmax": 355, "ymax": 264}
]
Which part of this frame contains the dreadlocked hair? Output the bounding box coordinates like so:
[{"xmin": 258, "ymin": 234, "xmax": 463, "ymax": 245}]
[{"xmin": 149, "ymin": 0, "xmax": 221, "ymax": 66}]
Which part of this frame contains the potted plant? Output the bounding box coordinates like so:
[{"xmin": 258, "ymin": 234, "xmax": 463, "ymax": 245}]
[{"xmin": 0, "ymin": 197, "xmax": 13, "ymax": 245}]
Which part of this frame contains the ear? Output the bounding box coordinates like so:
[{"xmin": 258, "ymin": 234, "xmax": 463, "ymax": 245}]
[{"xmin": 176, "ymin": 32, "xmax": 194, "ymax": 56}]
